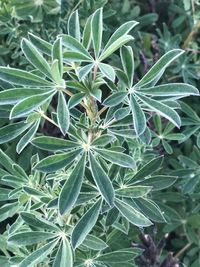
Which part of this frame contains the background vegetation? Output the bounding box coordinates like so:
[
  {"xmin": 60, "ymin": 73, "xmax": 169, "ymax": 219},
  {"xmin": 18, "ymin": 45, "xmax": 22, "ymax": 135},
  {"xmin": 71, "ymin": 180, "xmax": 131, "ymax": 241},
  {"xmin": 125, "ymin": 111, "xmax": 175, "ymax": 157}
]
[{"xmin": 0, "ymin": 0, "xmax": 199, "ymax": 266}]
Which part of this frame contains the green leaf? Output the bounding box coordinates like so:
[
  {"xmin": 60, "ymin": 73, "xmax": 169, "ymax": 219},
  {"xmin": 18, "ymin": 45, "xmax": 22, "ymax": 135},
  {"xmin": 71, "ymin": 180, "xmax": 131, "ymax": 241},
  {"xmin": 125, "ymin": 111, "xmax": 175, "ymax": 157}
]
[
  {"xmin": 136, "ymin": 49, "xmax": 184, "ymax": 87},
  {"xmin": 89, "ymin": 152, "xmax": 115, "ymax": 206},
  {"xmin": 53, "ymin": 238, "xmax": 73, "ymax": 267},
  {"xmin": 96, "ymin": 249, "xmax": 137, "ymax": 263},
  {"xmin": 32, "ymin": 136, "xmax": 80, "ymax": 151},
  {"xmin": 136, "ymin": 93, "xmax": 181, "ymax": 128},
  {"xmin": 19, "ymin": 239, "xmax": 58, "ymax": 267},
  {"xmin": 52, "ymin": 38, "xmax": 63, "ymax": 78},
  {"xmin": 99, "ymin": 35, "xmax": 134, "ymax": 61},
  {"xmin": 8, "ymin": 231, "xmax": 57, "ymax": 246},
  {"xmin": 82, "ymin": 234, "xmax": 108, "ymax": 250},
  {"xmin": 21, "ymin": 38, "xmax": 52, "ymax": 79},
  {"xmin": 130, "ymin": 94, "xmax": 146, "ymax": 136},
  {"xmin": 82, "ymin": 15, "xmax": 92, "ymax": 49},
  {"xmin": 62, "ymin": 35, "xmax": 92, "ymax": 60},
  {"xmin": 127, "ymin": 156, "xmax": 163, "ymax": 184},
  {"xmin": 63, "ymin": 51, "xmax": 92, "ymax": 62},
  {"xmin": 57, "ymin": 92, "xmax": 70, "ymax": 135},
  {"xmin": 16, "ymin": 120, "xmax": 40, "ymax": 153},
  {"xmin": 104, "ymin": 21, "xmax": 138, "ymax": 51},
  {"xmin": 0, "ymin": 67, "xmax": 53, "ymax": 87},
  {"xmin": 139, "ymin": 83, "xmax": 199, "ymax": 97},
  {"xmin": 91, "ymin": 8, "xmax": 103, "ymax": 58},
  {"xmin": 92, "ymin": 134, "xmax": 115, "ymax": 146},
  {"xmin": 134, "ymin": 198, "xmax": 166, "ymax": 223},
  {"xmin": 59, "ymin": 153, "xmax": 86, "ymax": 215},
  {"xmin": 10, "ymin": 91, "xmax": 55, "ymax": 119},
  {"xmin": 79, "ymin": 63, "xmax": 94, "ymax": 80},
  {"xmin": 35, "ymin": 148, "xmax": 82, "ymax": 173},
  {"xmin": 68, "ymin": 93, "xmax": 85, "ymax": 109},
  {"xmin": 134, "ymin": 175, "xmax": 177, "ymax": 191},
  {"xmin": 20, "ymin": 212, "xmax": 60, "ymax": 231},
  {"xmin": 120, "ymin": 46, "xmax": 134, "ymax": 86},
  {"xmin": 103, "ymin": 92, "xmax": 127, "ymax": 107},
  {"xmin": 71, "ymin": 198, "xmax": 102, "ymax": 249},
  {"xmin": 116, "ymin": 186, "xmax": 152, "ymax": 198},
  {"xmin": 0, "ymin": 88, "xmax": 48, "ymax": 105},
  {"xmin": 99, "ymin": 63, "xmax": 115, "ymax": 81},
  {"xmin": 94, "ymin": 148, "xmax": 135, "ymax": 168},
  {"xmin": 115, "ymin": 198, "xmax": 152, "ymax": 227},
  {"xmin": 68, "ymin": 10, "xmax": 80, "ymax": 41},
  {"xmin": 0, "ymin": 121, "xmax": 31, "ymax": 144},
  {"xmin": 28, "ymin": 33, "xmax": 52, "ymax": 56}
]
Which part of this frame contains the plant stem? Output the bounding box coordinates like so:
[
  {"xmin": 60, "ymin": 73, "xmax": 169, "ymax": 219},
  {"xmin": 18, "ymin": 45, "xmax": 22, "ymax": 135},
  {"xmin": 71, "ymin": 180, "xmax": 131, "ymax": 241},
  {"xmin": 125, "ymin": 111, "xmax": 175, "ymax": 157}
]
[
  {"xmin": 175, "ymin": 242, "xmax": 192, "ymax": 258},
  {"xmin": 97, "ymin": 106, "xmax": 108, "ymax": 117},
  {"xmin": 62, "ymin": 88, "xmax": 87, "ymax": 110},
  {"xmin": 182, "ymin": 21, "xmax": 200, "ymax": 49},
  {"xmin": 38, "ymin": 110, "xmax": 59, "ymax": 128}
]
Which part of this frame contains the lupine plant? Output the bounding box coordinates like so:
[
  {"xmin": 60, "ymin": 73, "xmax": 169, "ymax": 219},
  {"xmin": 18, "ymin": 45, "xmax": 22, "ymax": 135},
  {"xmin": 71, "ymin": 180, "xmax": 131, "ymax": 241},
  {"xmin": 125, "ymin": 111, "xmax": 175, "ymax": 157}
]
[{"xmin": 0, "ymin": 8, "xmax": 199, "ymax": 267}]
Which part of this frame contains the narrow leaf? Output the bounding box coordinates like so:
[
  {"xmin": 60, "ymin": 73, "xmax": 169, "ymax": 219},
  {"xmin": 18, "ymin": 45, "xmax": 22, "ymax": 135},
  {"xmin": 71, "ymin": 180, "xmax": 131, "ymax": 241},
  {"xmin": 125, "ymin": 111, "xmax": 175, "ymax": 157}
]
[
  {"xmin": 57, "ymin": 92, "xmax": 70, "ymax": 135},
  {"xmin": 136, "ymin": 49, "xmax": 184, "ymax": 87},
  {"xmin": 136, "ymin": 93, "xmax": 181, "ymax": 128},
  {"xmin": 71, "ymin": 198, "xmax": 102, "ymax": 248},
  {"xmin": 10, "ymin": 91, "xmax": 55, "ymax": 119},
  {"xmin": 35, "ymin": 148, "xmax": 82, "ymax": 173},
  {"xmin": 94, "ymin": 148, "xmax": 135, "ymax": 168},
  {"xmin": 68, "ymin": 10, "xmax": 80, "ymax": 41},
  {"xmin": 120, "ymin": 46, "xmax": 134, "ymax": 86},
  {"xmin": 16, "ymin": 120, "xmax": 39, "ymax": 153},
  {"xmin": 32, "ymin": 136, "xmax": 80, "ymax": 151},
  {"xmin": 21, "ymin": 38, "xmax": 52, "ymax": 79},
  {"xmin": 89, "ymin": 152, "xmax": 115, "ymax": 206},
  {"xmin": 59, "ymin": 153, "xmax": 86, "ymax": 215},
  {"xmin": 19, "ymin": 239, "xmax": 58, "ymax": 267},
  {"xmin": 0, "ymin": 67, "xmax": 53, "ymax": 87},
  {"xmin": 130, "ymin": 94, "xmax": 146, "ymax": 136},
  {"xmin": 115, "ymin": 198, "xmax": 152, "ymax": 227},
  {"xmin": 91, "ymin": 8, "xmax": 103, "ymax": 58},
  {"xmin": 53, "ymin": 238, "xmax": 73, "ymax": 267}
]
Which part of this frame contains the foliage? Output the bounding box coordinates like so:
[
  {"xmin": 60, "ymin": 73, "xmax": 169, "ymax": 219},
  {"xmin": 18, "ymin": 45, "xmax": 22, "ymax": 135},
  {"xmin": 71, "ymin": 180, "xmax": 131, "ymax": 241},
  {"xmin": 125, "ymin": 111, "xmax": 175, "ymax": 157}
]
[{"xmin": 0, "ymin": 1, "xmax": 199, "ymax": 267}]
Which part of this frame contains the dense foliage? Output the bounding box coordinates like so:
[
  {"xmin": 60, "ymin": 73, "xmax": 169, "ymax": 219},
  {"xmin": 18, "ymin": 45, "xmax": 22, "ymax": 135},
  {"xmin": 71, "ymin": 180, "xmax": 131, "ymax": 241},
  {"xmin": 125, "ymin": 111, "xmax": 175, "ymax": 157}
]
[{"xmin": 0, "ymin": 1, "xmax": 199, "ymax": 267}]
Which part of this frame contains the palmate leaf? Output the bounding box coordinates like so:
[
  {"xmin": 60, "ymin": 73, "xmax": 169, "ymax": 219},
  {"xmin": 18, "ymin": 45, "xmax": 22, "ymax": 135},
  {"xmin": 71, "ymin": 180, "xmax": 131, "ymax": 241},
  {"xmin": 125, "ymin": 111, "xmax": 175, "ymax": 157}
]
[
  {"xmin": 0, "ymin": 67, "xmax": 53, "ymax": 87},
  {"xmin": 103, "ymin": 92, "xmax": 127, "ymax": 107},
  {"xmin": 35, "ymin": 148, "xmax": 82, "ymax": 173},
  {"xmin": 136, "ymin": 92, "xmax": 181, "ymax": 128},
  {"xmin": 59, "ymin": 153, "xmax": 86, "ymax": 215},
  {"xmin": 89, "ymin": 152, "xmax": 115, "ymax": 206},
  {"xmin": 71, "ymin": 198, "xmax": 102, "ymax": 249},
  {"xmin": 21, "ymin": 38, "xmax": 52, "ymax": 79}
]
